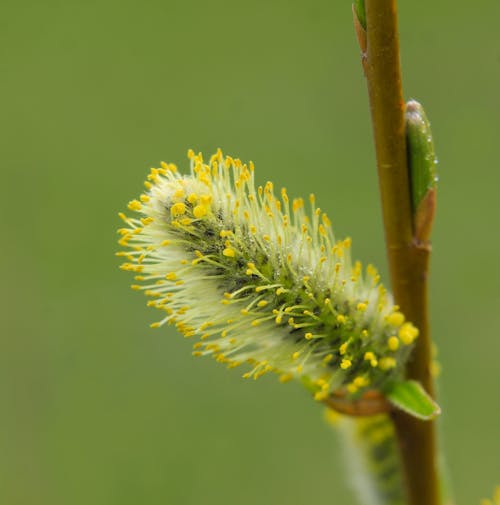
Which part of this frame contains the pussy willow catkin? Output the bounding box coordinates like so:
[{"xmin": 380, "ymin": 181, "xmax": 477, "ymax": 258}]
[{"xmin": 117, "ymin": 150, "xmax": 419, "ymax": 400}]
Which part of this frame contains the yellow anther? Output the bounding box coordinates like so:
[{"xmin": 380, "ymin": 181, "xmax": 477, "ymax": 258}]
[
  {"xmin": 347, "ymin": 383, "xmax": 358, "ymax": 394},
  {"xmin": 171, "ymin": 202, "xmax": 186, "ymax": 216},
  {"xmin": 357, "ymin": 302, "xmax": 367, "ymax": 312},
  {"xmin": 130, "ymin": 285, "xmax": 142, "ymax": 291},
  {"xmin": 379, "ymin": 357, "xmax": 397, "ymax": 370},
  {"xmin": 340, "ymin": 359, "xmax": 352, "ymax": 370},
  {"xmin": 305, "ymin": 332, "xmax": 313, "ymax": 340},
  {"xmin": 323, "ymin": 354, "xmax": 334, "ymax": 364},
  {"xmin": 279, "ymin": 373, "xmax": 293, "ymax": 383},
  {"xmin": 309, "ymin": 193, "xmax": 315, "ymax": 204},
  {"xmin": 173, "ymin": 188, "xmax": 185, "ymax": 200},
  {"xmin": 314, "ymin": 390, "xmax": 329, "ymax": 401},
  {"xmin": 276, "ymin": 287, "xmax": 286, "ymax": 295},
  {"xmin": 292, "ymin": 351, "xmax": 300, "ymax": 360},
  {"xmin": 292, "ymin": 198, "xmax": 304, "ymax": 212},
  {"xmin": 388, "ymin": 336, "xmax": 400, "ymax": 351},
  {"xmin": 250, "ymin": 225, "xmax": 257, "ymax": 234},
  {"xmin": 200, "ymin": 194, "xmax": 212, "ymax": 205},
  {"xmin": 339, "ymin": 342, "xmax": 348, "ymax": 355},
  {"xmin": 399, "ymin": 322, "xmax": 419, "ymax": 345},
  {"xmin": 387, "ymin": 311, "xmax": 405, "ymax": 327},
  {"xmin": 187, "ymin": 193, "xmax": 198, "ymax": 204},
  {"xmin": 193, "ymin": 205, "xmax": 208, "ymax": 218},
  {"xmin": 281, "ymin": 187, "xmax": 289, "ymax": 203},
  {"xmin": 245, "ymin": 269, "xmax": 253, "ymax": 276},
  {"xmin": 166, "ymin": 272, "xmax": 177, "ymax": 281},
  {"xmin": 263, "ymin": 234, "xmax": 270, "ymax": 242},
  {"xmin": 251, "ymin": 320, "xmax": 260, "ymax": 327},
  {"xmin": 223, "ymin": 248, "xmax": 236, "ymax": 258},
  {"xmin": 141, "ymin": 216, "xmax": 154, "ymax": 225},
  {"xmin": 139, "ymin": 194, "xmax": 150, "ymax": 203},
  {"xmin": 322, "ymin": 213, "xmax": 331, "ymax": 227},
  {"xmin": 353, "ymin": 376, "xmax": 369, "ymax": 388},
  {"xmin": 364, "ymin": 352, "xmax": 376, "ymax": 362},
  {"xmin": 257, "ymin": 300, "xmax": 268, "ymax": 307},
  {"xmin": 150, "ymin": 322, "xmax": 161, "ymax": 329},
  {"xmin": 336, "ymin": 315, "xmax": 346, "ymax": 324}
]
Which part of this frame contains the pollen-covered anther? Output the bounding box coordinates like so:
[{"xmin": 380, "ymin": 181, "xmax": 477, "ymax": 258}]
[
  {"xmin": 171, "ymin": 203, "xmax": 186, "ymax": 216},
  {"xmin": 399, "ymin": 322, "xmax": 419, "ymax": 345},
  {"xmin": 340, "ymin": 359, "xmax": 352, "ymax": 370}
]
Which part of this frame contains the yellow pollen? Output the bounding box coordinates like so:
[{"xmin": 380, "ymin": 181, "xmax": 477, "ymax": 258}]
[
  {"xmin": 387, "ymin": 311, "xmax": 405, "ymax": 326},
  {"xmin": 127, "ymin": 200, "xmax": 141, "ymax": 212},
  {"xmin": 200, "ymin": 194, "xmax": 212, "ymax": 205},
  {"xmin": 388, "ymin": 336, "xmax": 400, "ymax": 351},
  {"xmin": 399, "ymin": 322, "xmax": 419, "ymax": 345},
  {"xmin": 187, "ymin": 193, "xmax": 198, "ymax": 204},
  {"xmin": 193, "ymin": 205, "xmax": 208, "ymax": 218},
  {"xmin": 171, "ymin": 202, "xmax": 186, "ymax": 216},
  {"xmin": 314, "ymin": 390, "xmax": 329, "ymax": 401},
  {"xmin": 279, "ymin": 373, "xmax": 293, "ymax": 383},
  {"xmin": 340, "ymin": 359, "xmax": 352, "ymax": 370},
  {"xmin": 353, "ymin": 376, "xmax": 369, "ymax": 388},
  {"xmin": 379, "ymin": 357, "xmax": 397, "ymax": 370},
  {"xmin": 173, "ymin": 188, "xmax": 185, "ymax": 200}
]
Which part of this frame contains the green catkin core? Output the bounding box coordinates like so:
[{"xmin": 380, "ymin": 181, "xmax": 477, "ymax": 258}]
[{"xmin": 118, "ymin": 150, "xmax": 419, "ymax": 400}]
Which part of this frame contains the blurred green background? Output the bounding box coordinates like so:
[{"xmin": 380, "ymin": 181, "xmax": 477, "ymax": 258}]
[{"xmin": 2, "ymin": 0, "xmax": 499, "ymax": 503}]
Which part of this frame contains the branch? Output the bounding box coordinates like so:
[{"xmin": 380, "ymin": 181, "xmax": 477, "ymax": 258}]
[{"xmin": 360, "ymin": 1, "xmax": 440, "ymax": 504}]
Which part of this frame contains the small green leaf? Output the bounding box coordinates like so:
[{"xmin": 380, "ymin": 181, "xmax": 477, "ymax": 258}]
[
  {"xmin": 385, "ymin": 380, "xmax": 441, "ymax": 420},
  {"xmin": 405, "ymin": 100, "xmax": 438, "ymax": 213},
  {"xmin": 353, "ymin": 0, "xmax": 366, "ymax": 30}
]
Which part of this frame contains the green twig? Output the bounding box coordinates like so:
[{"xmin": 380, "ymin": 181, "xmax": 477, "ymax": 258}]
[{"xmin": 360, "ymin": 1, "xmax": 440, "ymax": 504}]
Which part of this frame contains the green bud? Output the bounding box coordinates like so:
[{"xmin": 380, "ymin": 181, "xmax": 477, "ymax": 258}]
[
  {"xmin": 353, "ymin": 0, "xmax": 366, "ymax": 31},
  {"xmin": 405, "ymin": 100, "xmax": 438, "ymax": 241}
]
